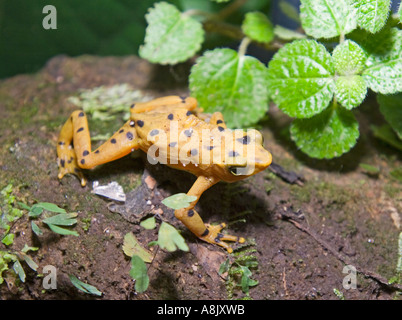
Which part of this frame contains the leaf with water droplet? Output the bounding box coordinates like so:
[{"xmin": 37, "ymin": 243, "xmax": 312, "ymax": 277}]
[{"xmin": 350, "ymin": 0, "xmax": 391, "ymax": 34}]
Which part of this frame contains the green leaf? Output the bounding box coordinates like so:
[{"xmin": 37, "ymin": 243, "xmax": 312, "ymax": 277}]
[
  {"xmin": 122, "ymin": 232, "xmax": 153, "ymax": 263},
  {"xmin": 279, "ymin": 0, "xmax": 301, "ymax": 23},
  {"xmin": 28, "ymin": 205, "xmax": 43, "ymax": 218},
  {"xmin": 13, "ymin": 260, "xmax": 25, "ymax": 282},
  {"xmin": 359, "ymin": 163, "xmax": 380, "ymax": 175},
  {"xmin": 350, "ymin": 0, "xmax": 391, "ymax": 34},
  {"xmin": 390, "ymin": 168, "xmax": 402, "ymax": 182},
  {"xmin": 300, "ymin": 0, "xmax": 357, "ymax": 39},
  {"xmin": 17, "ymin": 202, "xmax": 31, "ymax": 211},
  {"xmin": 1, "ymin": 233, "xmax": 14, "ymax": 246},
  {"xmin": 140, "ymin": 217, "xmax": 156, "ymax": 230},
  {"xmin": 274, "ymin": 25, "xmax": 306, "ymax": 41},
  {"xmin": 190, "ymin": 48, "xmax": 270, "ymax": 128},
  {"xmin": 362, "ymin": 28, "xmax": 402, "ymax": 94},
  {"xmin": 69, "ymin": 275, "xmax": 102, "ymax": 296},
  {"xmin": 241, "ymin": 12, "xmax": 274, "ymax": 43},
  {"xmin": 377, "ymin": 93, "xmax": 402, "ymax": 139},
  {"xmin": 240, "ymin": 266, "xmax": 258, "ymax": 293},
  {"xmin": 46, "ymin": 224, "xmax": 79, "ymax": 237},
  {"xmin": 129, "ymin": 255, "xmax": 149, "ymax": 293},
  {"xmin": 139, "ymin": 2, "xmax": 204, "ymax": 64},
  {"xmin": 21, "ymin": 244, "xmax": 39, "ymax": 253},
  {"xmin": 20, "ymin": 253, "xmax": 38, "ymax": 272},
  {"xmin": 35, "ymin": 202, "xmax": 66, "ymax": 213},
  {"xmin": 399, "ymin": 2, "xmax": 402, "ymax": 23},
  {"xmin": 267, "ymin": 39, "xmax": 335, "ymax": 118},
  {"xmin": 335, "ymin": 75, "xmax": 367, "ymax": 109},
  {"xmin": 31, "ymin": 221, "xmax": 43, "ymax": 236},
  {"xmin": 158, "ymin": 222, "xmax": 189, "ymax": 252},
  {"xmin": 42, "ymin": 213, "xmax": 77, "ymax": 226},
  {"xmin": 332, "ymin": 40, "xmax": 367, "ymax": 75},
  {"xmin": 371, "ymin": 124, "xmax": 402, "ymax": 151},
  {"xmin": 219, "ymin": 258, "xmax": 230, "ymax": 275},
  {"xmin": 290, "ymin": 105, "xmax": 360, "ymax": 159},
  {"xmin": 161, "ymin": 193, "xmax": 197, "ymax": 210}
]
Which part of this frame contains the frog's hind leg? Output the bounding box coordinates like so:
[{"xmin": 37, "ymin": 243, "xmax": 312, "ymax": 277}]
[
  {"xmin": 57, "ymin": 111, "xmax": 139, "ymax": 186},
  {"xmin": 174, "ymin": 175, "xmax": 245, "ymax": 253},
  {"xmin": 131, "ymin": 96, "xmax": 198, "ymax": 114}
]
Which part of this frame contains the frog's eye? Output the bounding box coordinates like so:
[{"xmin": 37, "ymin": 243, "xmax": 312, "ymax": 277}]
[{"xmin": 229, "ymin": 166, "xmax": 246, "ymax": 176}]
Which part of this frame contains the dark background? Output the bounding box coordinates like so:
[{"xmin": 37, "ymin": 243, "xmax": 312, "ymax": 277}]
[{"xmin": 0, "ymin": 0, "xmax": 399, "ymax": 79}]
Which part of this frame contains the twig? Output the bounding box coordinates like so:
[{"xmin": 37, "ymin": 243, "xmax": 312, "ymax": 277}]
[
  {"xmin": 279, "ymin": 207, "xmax": 402, "ymax": 292},
  {"xmin": 269, "ymin": 162, "xmax": 305, "ymax": 186}
]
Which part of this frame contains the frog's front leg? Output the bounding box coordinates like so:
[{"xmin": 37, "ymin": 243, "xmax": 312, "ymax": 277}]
[
  {"xmin": 57, "ymin": 110, "xmax": 139, "ymax": 186},
  {"xmin": 174, "ymin": 176, "xmax": 245, "ymax": 253}
]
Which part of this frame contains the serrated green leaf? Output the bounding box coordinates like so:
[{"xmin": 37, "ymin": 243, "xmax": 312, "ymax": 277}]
[
  {"xmin": 140, "ymin": 217, "xmax": 156, "ymax": 230},
  {"xmin": 362, "ymin": 28, "xmax": 402, "ymax": 94},
  {"xmin": 350, "ymin": 0, "xmax": 391, "ymax": 34},
  {"xmin": 162, "ymin": 193, "xmax": 197, "ymax": 210},
  {"xmin": 274, "ymin": 25, "xmax": 306, "ymax": 41},
  {"xmin": 122, "ymin": 232, "xmax": 153, "ymax": 263},
  {"xmin": 377, "ymin": 93, "xmax": 402, "ymax": 139},
  {"xmin": 300, "ymin": 0, "xmax": 357, "ymax": 39},
  {"xmin": 290, "ymin": 105, "xmax": 359, "ymax": 159},
  {"xmin": 69, "ymin": 275, "xmax": 102, "ymax": 296},
  {"xmin": 267, "ymin": 39, "xmax": 335, "ymax": 118},
  {"xmin": 47, "ymin": 224, "xmax": 79, "ymax": 236},
  {"xmin": 190, "ymin": 48, "xmax": 270, "ymax": 128},
  {"xmin": 35, "ymin": 202, "xmax": 66, "ymax": 213},
  {"xmin": 13, "ymin": 260, "xmax": 25, "ymax": 283},
  {"xmin": 129, "ymin": 255, "xmax": 149, "ymax": 293},
  {"xmin": 139, "ymin": 2, "xmax": 204, "ymax": 65},
  {"xmin": 42, "ymin": 213, "xmax": 77, "ymax": 226},
  {"xmin": 241, "ymin": 12, "xmax": 274, "ymax": 43},
  {"xmin": 333, "ymin": 40, "xmax": 367, "ymax": 75},
  {"xmin": 158, "ymin": 222, "xmax": 189, "ymax": 252},
  {"xmin": 31, "ymin": 221, "xmax": 43, "ymax": 236},
  {"xmin": 335, "ymin": 75, "xmax": 367, "ymax": 109}
]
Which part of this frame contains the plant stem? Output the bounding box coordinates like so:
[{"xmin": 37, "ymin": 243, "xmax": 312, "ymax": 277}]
[
  {"xmin": 218, "ymin": 0, "xmax": 248, "ymax": 20},
  {"xmin": 238, "ymin": 37, "xmax": 251, "ymax": 57}
]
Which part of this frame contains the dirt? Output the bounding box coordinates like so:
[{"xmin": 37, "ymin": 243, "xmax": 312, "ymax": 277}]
[{"xmin": 0, "ymin": 55, "xmax": 401, "ymax": 300}]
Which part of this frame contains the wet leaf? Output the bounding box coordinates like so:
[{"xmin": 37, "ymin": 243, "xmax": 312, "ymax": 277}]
[
  {"xmin": 350, "ymin": 0, "xmax": 391, "ymax": 34},
  {"xmin": 69, "ymin": 275, "xmax": 102, "ymax": 296}
]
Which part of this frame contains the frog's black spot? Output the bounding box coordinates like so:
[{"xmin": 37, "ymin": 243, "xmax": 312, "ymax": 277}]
[
  {"xmin": 130, "ymin": 104, "xmax": 135, "ymax": 109},
  {"xmin": 137, "ymin": 120, "xmax": 144, "ymax": 127},
  {"xmin": 95, "ymin": 150, "xmax": 100, "ymax": 154},
  {"xmin": 150, "ymin": 129, "xmax": 159, "ymax": 136},
  {"xmin": 201, "ymin": 228, "xmax": 209, "ymax": 237},
  {"xmin": 169, "ymin": 142, "xmax": 177, "ymax": 147},
  {"xmin": 129, "ymin": 121, "xmax": 135, "ymax": 127},
  {"xmin": 68, "ymin": 157, "xmax": 73, "ymax": 164},
  {"xmin": 228, "ymin": 150, "xmax": 239, "ymax": 157},
  {"xmin": 214, "ymin": 237, "xmax": 221, "ymax": 243},
  {"xmin": 111, "ymin": 138, "xmax": 117, "ymax": 144},
  {"xmin": 60, "ymin": 159, "xmax": 65, "ymax": 167},
  {"xmin": 168, "ymin": 113, "xmax": 174, "ymax": 120},
  {"xmin": 237, "ymin": 135, "xmax": 250, "ymax": 145},
  {"xmin": 217, "ymin": 233, "xmax": 224, "ymax": 239},
  {"xmin": 218, "ymin": 126, "xmax": 225, "ymax": 132},
  {"xmin": 205, "ymin": 145, "xmax": 214, "ymax": 151},
  {"xmin": 58, "ymin": 141, "xmax": 65, "ymax": 146},
  {"xmin": 77, "ymin": 127, "xmax": 84, "ymax": 133},
  {"xmin": 78, "ymin": 112, "xmax": 85, "ymax": 117},
  {"xmin": 186, "ymin": 111, "xmax": 192, "ymax": 116},
  {"xmin": 119, "ymin": 129, "xmax": 124, "ymax": 133},
  {"xmin": 216, "ymin": 119, "xmax": 223, "ymax": 124},
  {"xmin": 190, "ymin": 149, "xmax": 198, "ymax": 156},
  {"xmin": 74, "ymin": 168, "xmax": 80, "ymax": 173},
  {"xmin": 187, "ymin": 209, "xmax": 195, "ymax": 217},
  {"xmin": 83, "ymin": 150, "xmax": 89, "ymax": 156},
  {"xmin": 180, "ymin": 96, "xmax": 186, "ymax": 103},
  {"xmin": 80, "ymin": 159, "xmax": 85, "ymax": 165},
  {"xmin": 126, "ymin": 132, "xmax": 134, "ymax": 140},
  {"xmin": 184, "ymin": 129, "xmax": 193, "ymax": 137}
]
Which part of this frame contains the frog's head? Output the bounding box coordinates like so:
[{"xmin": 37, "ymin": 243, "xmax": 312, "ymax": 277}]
[{"xmin": 218, "ymin": 129, "xmax": 272, "ymax": 182}]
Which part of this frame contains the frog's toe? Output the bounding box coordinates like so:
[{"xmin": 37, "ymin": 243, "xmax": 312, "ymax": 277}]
[
  {"xmin": 201, "ymin": 223, "xmax": 245, "ymax": 253},
  {"xmin": 57, "ymin": 156, "xmax": 87, "ymax": 187}
]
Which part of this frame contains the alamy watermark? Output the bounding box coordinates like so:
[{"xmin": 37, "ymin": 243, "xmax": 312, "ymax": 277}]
[
  {"xmin": 42, "ymin": 5, "xmax": 57, "ymax": 30},
  {"xmin": 342, "ymin": 265, "xmax": 357, "ymax": 290}
]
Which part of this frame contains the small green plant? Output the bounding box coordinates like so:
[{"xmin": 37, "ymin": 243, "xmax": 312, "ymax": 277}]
[
  {"xmin": 139, "ymin": 0, "xmax": 402, "ymax": 159},
  {"xmin": 19, "ymin": 202, "xmax": 79, "ymax": 237},
  {"xmin": 0, "ymin": 184, "xmax": 24, "ymax": 246},
  {"xmin": 219, "ymin": 242, "xmax": 259, "ymax": 299},
  {"xmin": 123, "ymin": 193, "xmax": 193, "ymax": 293}
]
